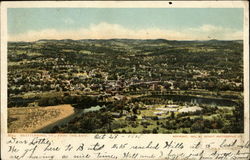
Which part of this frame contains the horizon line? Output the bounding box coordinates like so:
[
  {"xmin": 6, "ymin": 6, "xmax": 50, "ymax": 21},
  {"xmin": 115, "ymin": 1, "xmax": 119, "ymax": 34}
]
[{"xmin": 8, "ymin": 38, "xmax": 244, "ymax": 43}]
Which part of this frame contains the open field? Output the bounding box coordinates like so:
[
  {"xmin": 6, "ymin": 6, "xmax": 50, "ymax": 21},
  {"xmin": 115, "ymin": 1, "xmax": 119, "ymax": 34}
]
[{"xmin": 8, "ymin": 104, "xmax": 74, "ymax": 133}]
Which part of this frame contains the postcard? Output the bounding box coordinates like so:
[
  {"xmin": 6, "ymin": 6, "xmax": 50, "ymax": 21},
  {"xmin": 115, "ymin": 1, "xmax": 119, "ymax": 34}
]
[{"xmin": 1, "ymin": 1, "xmax": 249, "ymax": 160}]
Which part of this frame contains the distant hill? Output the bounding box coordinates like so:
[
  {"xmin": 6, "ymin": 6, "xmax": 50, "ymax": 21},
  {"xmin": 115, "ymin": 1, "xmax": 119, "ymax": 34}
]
[
  {"xmin": 37, "ymin": 39, "xmax": 59, "ymax": 42},
  {"xmin": 8, "ymin": 38, "xmax": 243, "ymax": 45}
]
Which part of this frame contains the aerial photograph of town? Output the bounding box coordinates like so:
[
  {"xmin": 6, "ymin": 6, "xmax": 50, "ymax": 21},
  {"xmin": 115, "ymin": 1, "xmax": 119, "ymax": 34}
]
[{"xmin": 7, "ymin": 8, "xmax": 244, "ymax": 133}]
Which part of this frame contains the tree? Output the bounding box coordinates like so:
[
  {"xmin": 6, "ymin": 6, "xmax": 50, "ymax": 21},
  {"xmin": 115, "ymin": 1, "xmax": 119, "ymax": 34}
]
[
  {"xmin": 152, "ymin": 128, "xmax": 158, "ymax": 133},
  {"xmin": 170, "ymin": 112, "xmax": 175, "ymax": 120},
  {"xmin": 132, "ymin": 106, "xmax": 139, "ymax": 114},
  {"xmin": 100, "ymin": 112, "xmax": 114, "ymax": 132},
  {"xmin": 190, "ymin": 120, "xmax": 207, "ymax": 133}
]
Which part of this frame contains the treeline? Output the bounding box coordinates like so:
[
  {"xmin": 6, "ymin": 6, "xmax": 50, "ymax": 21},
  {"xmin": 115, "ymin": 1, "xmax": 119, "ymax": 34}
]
[
  {"xmin": 8, "ymin": 94, "xmax": 106, "ymax": 109},
  {"xmin": 131, "ymin": 95, "xmax": 238, "ymax": 107},
  {"xmin": 49, "ymin": 111, "xmax": 113, "ymax": 133}
]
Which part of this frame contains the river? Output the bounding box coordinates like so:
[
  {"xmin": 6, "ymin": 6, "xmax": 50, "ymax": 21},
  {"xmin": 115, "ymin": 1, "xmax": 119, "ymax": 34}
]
[{"xmin": 136, "ymin": 94, "xmax": 239, "ymax": 107}]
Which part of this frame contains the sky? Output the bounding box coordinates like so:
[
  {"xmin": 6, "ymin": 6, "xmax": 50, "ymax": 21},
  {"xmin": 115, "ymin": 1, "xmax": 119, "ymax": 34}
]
[{"xmin": 8, "ymin": 8, "xmax": 244, "ymax": 41}]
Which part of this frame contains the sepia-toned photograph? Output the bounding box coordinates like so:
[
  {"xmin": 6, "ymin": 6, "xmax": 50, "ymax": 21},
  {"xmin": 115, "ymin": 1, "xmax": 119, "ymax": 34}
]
[{"xmin": 7, "ymin": 7, "xmax": 244, "ymax": 134}]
